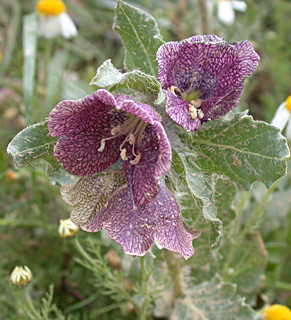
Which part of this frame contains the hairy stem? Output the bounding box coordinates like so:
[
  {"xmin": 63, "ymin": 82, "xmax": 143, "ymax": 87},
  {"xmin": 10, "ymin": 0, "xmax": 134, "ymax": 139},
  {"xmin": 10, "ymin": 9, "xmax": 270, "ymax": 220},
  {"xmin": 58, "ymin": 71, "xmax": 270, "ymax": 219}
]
[{"xmin": 163, "ymin": 250, "xmax": 185, "ymax": 303}]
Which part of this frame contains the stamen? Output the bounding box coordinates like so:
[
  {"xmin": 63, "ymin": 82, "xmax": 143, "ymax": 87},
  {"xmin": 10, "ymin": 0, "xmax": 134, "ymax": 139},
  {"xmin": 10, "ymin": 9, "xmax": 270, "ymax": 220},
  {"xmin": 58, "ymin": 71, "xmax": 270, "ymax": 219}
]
[
  {"xmin": 98, "ymin": 139, "xmax": 106, "ymax": 152},
  {"xmin": 111, "ymin": 126, "xmax": 121, "ymax": 135},
  {"xmin": 190, "ymin": 99, "xmax": 203, "ymax": 109},
  {"xmin": 189, "ymin": 104, "xmax": 197, "ymax": 120},
  {"xmin": 128, "ymin": 133, "xmax": 135, "ymax": 145},
  {"xmin": 198, "ymin": 109, "xmax": 204, "ymax": 119},
  {"xmin": 120, "ymin": 149, "xmax": 128, "ymax": 161},
  {"xmin": 129, "ymin": 163, "xmax": 137, "ymax": 210},
  {"xmin": 169, "ymin": 86, "xmax": 183, "ymax": 97},
  {"xmin": 130, "ymin": 154, "xmax": 141, "ymax": 165}
]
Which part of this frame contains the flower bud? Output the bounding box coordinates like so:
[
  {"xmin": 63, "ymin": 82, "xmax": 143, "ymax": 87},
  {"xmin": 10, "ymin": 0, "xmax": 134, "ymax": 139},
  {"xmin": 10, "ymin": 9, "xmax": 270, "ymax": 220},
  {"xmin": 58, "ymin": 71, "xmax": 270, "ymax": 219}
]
[
  {"xmin": 58, "ymin": 218, "xmax": 78, "ymax": 238},
  {"xmin": 10, "ymin": 266, "xmax": 32, "ymax": 287}
]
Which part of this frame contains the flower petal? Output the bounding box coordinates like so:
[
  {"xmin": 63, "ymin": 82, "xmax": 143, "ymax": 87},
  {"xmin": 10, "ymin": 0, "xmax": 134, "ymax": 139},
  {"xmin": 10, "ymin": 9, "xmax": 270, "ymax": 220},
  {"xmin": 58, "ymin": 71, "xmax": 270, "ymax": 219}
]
[
  {"xmin": 154, "ymin": 184, "xmax": 200, "ymax": 260},
  {"xmin": 61, "ymin": 173, "xmax": 125, "ymax": 226},
  {"xmin": 201, "ymin": 84, "xmax": 244, "ymax": 120},
  {"xmin": 123, "ymin": 124, "xmax": 160, "ymax": 207},
  {"xmin": 217, "ymin": 1, "xmax": 235, "ymax": 25},
  {"xmin": 48, "ymin": 91, "xmax": 127, "ymax": 176},
  {"xmin": 165, "ymin": 90, "xmax": 202, "ymax": 131},
  {"xmin": 271, "ymin": 101, "xmax": 290, "ymax": 131},
  {"xmin": 104, "ymin": 186, "xmax": 156, "ymax": 256}
]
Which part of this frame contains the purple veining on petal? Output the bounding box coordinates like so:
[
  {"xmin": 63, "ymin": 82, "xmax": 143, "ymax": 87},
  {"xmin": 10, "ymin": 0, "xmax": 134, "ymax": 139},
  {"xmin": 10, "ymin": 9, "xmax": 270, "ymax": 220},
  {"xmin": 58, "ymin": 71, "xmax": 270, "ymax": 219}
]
[
  {"xmin": 157, "ymin": 35, "xmax": 260, "ymax": 131},
  {"xmin": 82, "ymin": 183, "xmax": 199, "ymax": 259},
  {"xmin": 48, "ymin": 89, "xmax": 172, "ymax": 206},
  {"xmin": 165, "ymin": 90, "xmax": 202, "ymax": 131}
]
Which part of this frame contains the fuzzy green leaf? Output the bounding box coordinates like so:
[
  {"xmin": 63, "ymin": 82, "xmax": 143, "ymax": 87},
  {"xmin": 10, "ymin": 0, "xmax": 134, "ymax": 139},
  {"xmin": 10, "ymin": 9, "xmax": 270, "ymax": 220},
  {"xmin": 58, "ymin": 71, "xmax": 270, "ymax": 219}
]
[
  {"xmin": 187, "ymin": 112, "xmax": 290, "ymax": 190},
  {"xmin": 113, "ymin": 0, "xmax": 164, "ymax": 76},
  {"xmin": 7, "ymin": 121, "xmax": 59, "ymax": 170},
  {"xmin": 90, "ymin": 59, "xmax": 165, "ymax": 104},
  {"xmin": 171, "ymin": 275, "xmax": 260, "ymax": 320}
]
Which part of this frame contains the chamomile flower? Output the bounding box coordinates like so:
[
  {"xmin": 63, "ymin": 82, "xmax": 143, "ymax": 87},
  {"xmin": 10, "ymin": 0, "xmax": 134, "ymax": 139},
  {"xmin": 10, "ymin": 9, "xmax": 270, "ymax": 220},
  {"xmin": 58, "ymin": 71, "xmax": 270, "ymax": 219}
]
[
  {"xmin": 260, "ymin": 304, "xmax": 291, "ymax": 320},
  {"xmin": 58, "ymin": 218, "xmax": 79, "ymax": 238},
  {"xmin": 217, "ymin": 0, "xmax": 247, "ymax": 25},
  {"xmin": 36, "ymin": 0, "xmax": 77, "ymax": 39},
  {"xmin": 10, "ymin": 266, "xmax": 32, "ymax": 287},
  {"xmin": 271, "ymin": 96, "xmax": 291, "ymax": 140}
]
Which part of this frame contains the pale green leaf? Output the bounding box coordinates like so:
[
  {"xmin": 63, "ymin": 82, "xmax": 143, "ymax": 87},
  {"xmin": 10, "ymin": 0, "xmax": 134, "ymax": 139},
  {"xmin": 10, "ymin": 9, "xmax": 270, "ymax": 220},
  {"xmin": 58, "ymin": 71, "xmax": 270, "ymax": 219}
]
[
  {"xmin": 171, "ymin": 275, "xmax": 261, "ymax": 320},
  {"xmin": 113, "ymin": 0, "xmax": 164, "ymax": 76},
  {"xmin": 221, "ymin": 232, "xmax": 268, "ymax": 304},
  {"xmin": 7, "ymin": 121, "xmax": 59, "ymax": 170},
  {"xmin": 172, "ymin": 147, "xmax": 223, "ymax": 247},
  {"xmin": 90, "ymin": 59, "xmax": 165, "ymax": 104},
  {"xmin": 186, "ymin": 112, "xmax": 290, "ymax": 190}
]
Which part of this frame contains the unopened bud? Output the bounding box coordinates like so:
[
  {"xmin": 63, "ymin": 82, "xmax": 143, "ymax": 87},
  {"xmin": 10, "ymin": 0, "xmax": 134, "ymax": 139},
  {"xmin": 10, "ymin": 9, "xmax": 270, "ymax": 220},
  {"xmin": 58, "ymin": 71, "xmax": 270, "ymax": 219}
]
[
  {"xmin": 10, "ymin": 266, "xmax": 32, "ymax": 287},
  {"xmin": 58, "ymin": 218, "xmax": 79, "ymax": 238}
]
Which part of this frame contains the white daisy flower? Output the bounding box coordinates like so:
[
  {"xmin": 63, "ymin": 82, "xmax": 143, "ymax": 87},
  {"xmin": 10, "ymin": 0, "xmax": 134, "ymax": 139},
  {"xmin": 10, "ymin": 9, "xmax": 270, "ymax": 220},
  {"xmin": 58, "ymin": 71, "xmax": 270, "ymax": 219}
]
[
  {"xmin": 58, "ymin": 218, "xmax": 79, "ymax": 238},
  {"xmin": 271, "ymin": 96, "xmax": 291, "ymax": 140},
  {"xmin": 10, "ymin": 266, "xmax": 33, "ymax": 287},
  {"xmin": 217, "ymin": 0, "xmax": 247, "ymax": 25},
  {"xmin": 36, "ymin": 0, "xmax": 78, "ymax": 39}
]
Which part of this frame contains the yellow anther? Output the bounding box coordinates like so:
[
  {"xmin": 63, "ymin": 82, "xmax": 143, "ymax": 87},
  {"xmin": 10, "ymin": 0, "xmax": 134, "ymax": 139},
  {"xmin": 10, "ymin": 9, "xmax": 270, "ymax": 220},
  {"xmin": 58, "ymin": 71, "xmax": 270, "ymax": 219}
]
[
  {"xmin": 286, "ymin": 95, "xmax": 291, "ymax": 112},
  {"xmin": 120, "ymin": 149, "xmax": 128, "ymax": 161},
  {"xmin": 169, "ymin": 86, "xmax": 183, "ymax": 97},
  {"xmin": 190, "ymin": 99, "xmax": 203, "ymax": 109},
  {"xmin": 111, "ymin": 126, "xmax": 121, "ymax": 135},
  {"xmin": 98, "ymin": 139, "xmax": 106, "ymax": 152},
  {"xmin": 189, "ymin": 104, "xmax": 197, "ymax": 120},
  {"xmin": 197, "ymin": 109, "xmax": 204, "ymax": 119},
  {"xmin": 130, "ymin": 154, "xmax": 141, "ymax": 165},
  {"xmin": 36, "ymin": 0, "xmax": 66, "ymax": 16}
]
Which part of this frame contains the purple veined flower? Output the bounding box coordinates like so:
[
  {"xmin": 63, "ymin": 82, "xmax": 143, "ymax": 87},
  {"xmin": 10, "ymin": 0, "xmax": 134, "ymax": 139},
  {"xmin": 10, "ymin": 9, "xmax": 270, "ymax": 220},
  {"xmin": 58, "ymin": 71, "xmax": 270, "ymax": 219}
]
[
  {"xmin": 82, "ymin": 182, "xmax": 200, "ymax": 260},
  {"xmin": 156, "ymin": 35, "xmax": 260, "ymax": 131},
  {"xmin": 48, "ymin": 89, "xmax": 172, "ymax": 208}
]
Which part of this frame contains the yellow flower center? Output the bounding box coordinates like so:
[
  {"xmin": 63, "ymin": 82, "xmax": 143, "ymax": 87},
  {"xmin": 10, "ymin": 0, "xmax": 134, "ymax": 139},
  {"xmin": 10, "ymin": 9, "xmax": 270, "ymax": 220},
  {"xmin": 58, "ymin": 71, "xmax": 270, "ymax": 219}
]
[
  {"xmin": 285, "ymin": 95, "xmax": 291, "ymax": 112},
  {"xmin": 36, "ymin": 0, "xmax": 66, "ymax": 16},
  {"xmin": 260, "ymin": 304, "xmax": 291, "ymax": 320}
]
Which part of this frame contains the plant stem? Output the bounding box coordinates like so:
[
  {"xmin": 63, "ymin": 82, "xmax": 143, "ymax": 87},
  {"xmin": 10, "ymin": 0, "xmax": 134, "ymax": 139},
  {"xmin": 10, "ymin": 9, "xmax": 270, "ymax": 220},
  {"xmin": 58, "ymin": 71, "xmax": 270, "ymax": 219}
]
[
  {"xmin": 31, "ymin": 167, "xmax": 46, "ymax": 229},
  {"xmin": 223, "ymin": 179, "xmax": 281, "ymax": 278},
  {"xmin": 197, "ymin": 0, "xmax": 212, "ymax": 34},
  {"xmin": 163, "ymin": 250, "xmax": 185, "ymax": 302},
  {"xmin": 140, "ymin": 256, "xmax": 151, "ymax": 320},
  {"xmin": 275, "ymin": 281, "xmax": 291, "ymax": 292}
]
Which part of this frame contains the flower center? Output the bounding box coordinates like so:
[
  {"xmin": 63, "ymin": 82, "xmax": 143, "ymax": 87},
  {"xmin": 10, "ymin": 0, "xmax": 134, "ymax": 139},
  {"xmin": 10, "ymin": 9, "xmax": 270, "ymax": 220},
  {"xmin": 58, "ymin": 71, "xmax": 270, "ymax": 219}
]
[
  {"xmin": 286, "ymin": 95, "xmax": 291, "ymax": 112},
  {"xmin": 98, "ymin": 115, "xmax": 146, "ymax": 165},
  {"xmin": 168, "ymin": 86, "xmax": 204, "ymax": 120},
  {"xmin": 36, "ymin": 0, "xmax": 66, "ymax": 16}
]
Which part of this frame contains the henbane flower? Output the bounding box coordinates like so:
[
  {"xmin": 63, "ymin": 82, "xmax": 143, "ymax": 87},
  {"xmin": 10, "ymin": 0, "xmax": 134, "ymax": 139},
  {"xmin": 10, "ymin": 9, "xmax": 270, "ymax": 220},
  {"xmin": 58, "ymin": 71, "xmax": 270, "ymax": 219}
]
[
  {"xmin": 82, "ymin": 182, "xmax": 200, "ymax": 259},
  {"xmin": 157, "ymin": 35, "xmax": 260, "ymax": 131},
  {"xmin": 48, "ymin": 89, "xmax": 172, "ymax": 208}
]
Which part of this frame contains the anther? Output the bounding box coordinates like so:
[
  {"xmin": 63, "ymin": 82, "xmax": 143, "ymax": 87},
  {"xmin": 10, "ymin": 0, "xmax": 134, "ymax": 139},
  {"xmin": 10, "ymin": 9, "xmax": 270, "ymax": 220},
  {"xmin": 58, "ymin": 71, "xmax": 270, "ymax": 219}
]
[
  {"xmin": 190, "ymin": 99, "xmax": 203, "ymax": 109},
  {"xmin": 130, "ymin": 154, "xmax": 141, "ymax": 165},
  {"xmin": 189, "ymin": 104, "xmax": 197, "ymax": 120},
  {"xmin": 98, "ymin": 139, "xmax": 106, "ymax": 152},
  {"xmin": 120, "ymin": 149, "xmax": 128, "ymax": 161},
  {"xmin": 198, "ymin": 109, "xmax": 204, "ymax": 119},
  {"xmin": 111, "ymin": 126, "xmax": 121, "ymax": 135}
]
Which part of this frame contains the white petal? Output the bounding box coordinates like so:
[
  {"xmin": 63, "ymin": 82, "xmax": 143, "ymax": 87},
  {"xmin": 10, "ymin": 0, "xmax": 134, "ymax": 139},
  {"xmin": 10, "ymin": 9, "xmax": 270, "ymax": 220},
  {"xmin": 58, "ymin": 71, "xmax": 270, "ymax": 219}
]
[
  {"xmin": 59, "ymin": 13, "xmax": 78, "ymax": 39},
  {"xmin": 217, "ymin": 1, "xmax": 235, "ymax": 25},
  {"xmin": 38, "ymin": 15, "xmax": 62, "ymax": 39},
  {"xmin": 286, "ymin": 118, "xmax": 291, "ymax": 141},
  {"xmin": 232, "ymin": 0, "xmax": 247, "ymax": 12},
  {"xmin": 271, "ymin": 101, "xmax": 290, "ymax": 131}
]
